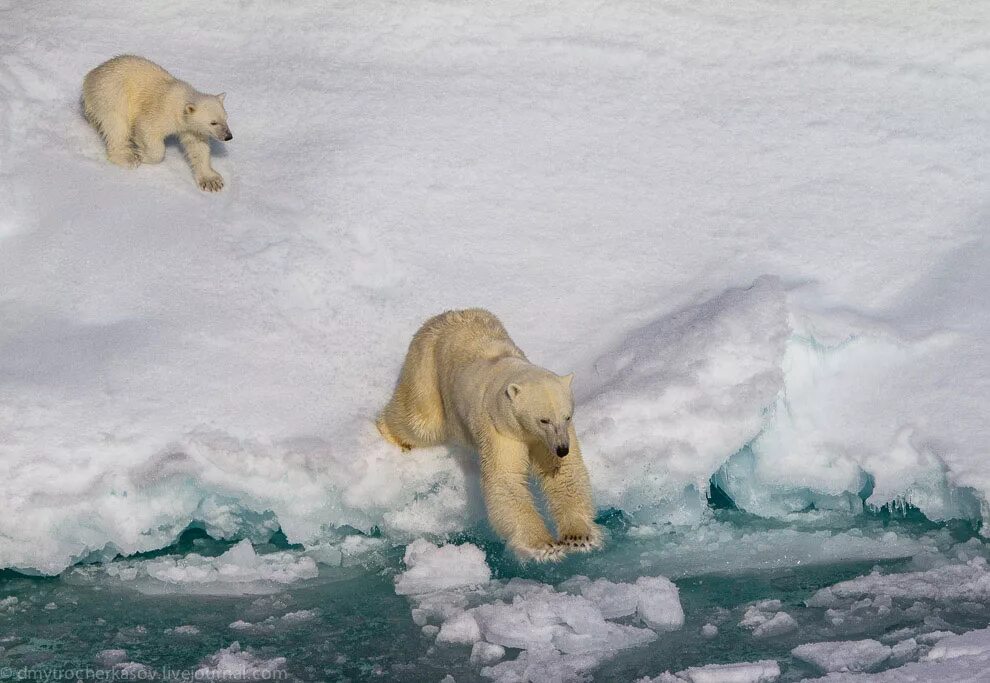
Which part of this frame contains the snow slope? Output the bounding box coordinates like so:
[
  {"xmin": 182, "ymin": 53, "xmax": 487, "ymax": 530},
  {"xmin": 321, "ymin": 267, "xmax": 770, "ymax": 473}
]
[{"xmin": 1, "ymin": 0, "xmax": 989, "ymax": 573}]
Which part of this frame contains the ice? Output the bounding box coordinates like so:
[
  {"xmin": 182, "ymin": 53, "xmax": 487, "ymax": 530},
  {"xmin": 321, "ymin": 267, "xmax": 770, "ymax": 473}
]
[
  {"xmin": 437, "ymin": 611, "xmax": 482, "ymax": 645},
  {"xmin": 395, "ymin": 541, "xmax": 676, "ymax": 679},
  {"xmin": 67, "ymin": 540, "xmax": 318, "ymax": 595},
  {"xmin": 701, "ymin": 624, "xmax": 719, "ymax": 639},
  {"xmin": 95, "ymin": 649, "xmax": 127, "ymax": 665},
  {"xmin": 752, "ymin": 613, "xmax": 798, "ymax": 639},
  {"xmin": 471, "ymin": 642, "xmax": 506, "ymax": 666},
  {"xmin": 739, "ymin": 600, "xmax": 797, "ymax": 638},
  {"xmin": 677, "ymin": 660, "xmax": 781, "ymax": 683},
  {"xmin": 635, "ymin": 576, "xmax": 685, "ymax": 632},
  {"xmin": 807, "ymin": 558, "xmax": 990, "ymax": 606},
  {"xmin": 167, "ymin": 625, "xmax": 200, "ymax": 636},
  {"xmin": 791, "ymin": 640, "xmax": 891, "ymax": 673},
  {"xmin": 798, "ymin": 628, "xmax": 990, "ymax": 681},
  {"xmin": 194, "ymin": 642, "xmax": 287, "ymax": 681},
  {"xmin": 558, "ymin": 574, "xmax": 683, "ymax": 630},
  {"xmin": 2, "ymin": 1, "xmax": 990, "ymax": 574},
  {"xmin": 394, "ymin": 540, "xmax": 492, "ymax": 596}
]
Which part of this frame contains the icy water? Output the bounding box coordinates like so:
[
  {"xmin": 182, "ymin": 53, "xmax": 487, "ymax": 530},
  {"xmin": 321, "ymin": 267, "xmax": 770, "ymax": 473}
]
[{"xmin": 0, "ymin": 511, "xmax": 984, "ymax": 682}]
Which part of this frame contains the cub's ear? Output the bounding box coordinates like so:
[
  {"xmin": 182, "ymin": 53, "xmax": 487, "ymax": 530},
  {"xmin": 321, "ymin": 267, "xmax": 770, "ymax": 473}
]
[
  {"xmin": 216, "ymin": 92, "xmax": 226, "ymax": 103},
  {"xmin": 185, "ymin": 103, "xmax": 196, "ymax": 115},
  {"xmin": 561, "ymin": 373, "xmax": 574, "ymax": 388},
  {"xmin": 506, "ymin": 384, "xmax": 522, "ymax": 401}
]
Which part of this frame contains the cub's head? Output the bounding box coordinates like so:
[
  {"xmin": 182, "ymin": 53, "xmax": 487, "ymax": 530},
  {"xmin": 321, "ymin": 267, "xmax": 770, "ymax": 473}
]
[
  {"xmin": 503, "ymin": 372, "xmax": 575, "ymax": 458},
  {"xmin": 184, "ymin": 93, "xmax": 233, "ymax": 141}
]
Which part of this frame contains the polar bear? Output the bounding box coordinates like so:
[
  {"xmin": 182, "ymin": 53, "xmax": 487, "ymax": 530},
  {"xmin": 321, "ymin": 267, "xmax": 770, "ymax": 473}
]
[
  {"xmin": 377, "ymin": 309, "xmax": 602, "ymax": 561},
  {"xmin": 82, "ymin": 55, "xmax": 232, "ymax": 192}
]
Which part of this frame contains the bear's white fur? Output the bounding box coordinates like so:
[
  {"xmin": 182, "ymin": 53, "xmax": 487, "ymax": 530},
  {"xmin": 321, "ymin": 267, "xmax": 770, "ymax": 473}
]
[
  {"xmin": 378, "ymin": 309, "xmax": 602, "ymax": 561},
  {"xmin": 82, "ymin": 55, "xmax": 233, "ymax": 192}
]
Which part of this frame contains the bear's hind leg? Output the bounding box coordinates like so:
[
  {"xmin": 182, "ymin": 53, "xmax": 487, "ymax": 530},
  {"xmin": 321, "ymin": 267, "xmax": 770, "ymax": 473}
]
[
  {"xmin": 134, "ymin": 121, "xmax": 165, "ymax": 164},
  {"xmin": 376, "ymin": 396, "xmax": 445, "ymax": 451},
  {"xmin": 95, "ymin": 108, "xmax": 140, "ymax": 169},
  {"xmin": 480, "ymin": 432, "xmax": 565, "ymax": 562},
  {"xmin": 533, "ymin": 435, "xmax": 603, "ymax": 553}
]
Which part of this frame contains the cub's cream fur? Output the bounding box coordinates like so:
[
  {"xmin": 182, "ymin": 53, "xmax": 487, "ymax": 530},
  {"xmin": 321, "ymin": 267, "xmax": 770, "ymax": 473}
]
[
  {"xmin": 82, "ymin": 55, "xmax": 232, "ymax": 192},
  {"xmin": 378, "ymin": 309, "xmax": 602, "ymax": 561}
]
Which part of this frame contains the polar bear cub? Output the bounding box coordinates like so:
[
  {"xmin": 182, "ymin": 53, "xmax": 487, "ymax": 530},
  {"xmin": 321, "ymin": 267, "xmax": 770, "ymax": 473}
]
[
  {"xmin": 82, "ymin": 55, "xmax": 233, "ymax": 192},
  {"xmin": 378, "ymin": 309, "xmax": 603, "ymax": 561}
]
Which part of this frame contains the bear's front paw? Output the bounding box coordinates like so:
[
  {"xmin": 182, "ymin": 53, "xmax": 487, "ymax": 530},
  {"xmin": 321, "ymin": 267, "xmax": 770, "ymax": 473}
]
[
  {"xmin": 515, "ymin": 540, "xmax": 567, "ymax": 563},
  {"xmin": 197, "ymin": 172, "xmax": 225, "ymax": 192},
  {"xmin": 558, "ymin": 524, "xmax": 604, "ymax": 553}
]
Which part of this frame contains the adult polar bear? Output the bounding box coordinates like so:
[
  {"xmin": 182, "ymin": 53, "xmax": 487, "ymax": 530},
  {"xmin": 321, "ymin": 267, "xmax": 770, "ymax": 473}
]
[{"xmin": 378, "ymin": 309, "xmax": 602, "ymax": 561}]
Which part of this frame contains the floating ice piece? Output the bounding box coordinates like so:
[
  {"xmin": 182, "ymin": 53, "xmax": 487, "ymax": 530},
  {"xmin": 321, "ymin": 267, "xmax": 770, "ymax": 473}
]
[
  {"xmin": 752, "ymin": 612, "xmax": 797, "ymax": 639},
  {"xmin": 701, "ymin": 624, "xmax": 718, "ymax": 638},
  {"xmin": 791, "ymin": 639, "xmax": 891, "ymax": 673},
  {"xmin": 85, "ymin": 540, "xmax": 318, "ymax": 595},
  {"xmin": 808, "ymin": 558, "xmax": 990, "ymax": 607},
  {"xmin": 437, "ymin": 611, "xmax": 482, "ymax": 645},
  {"xmin": 739, "ymin": 600, "xmax": 796, "ymax": 638},
  {"xmin": 394, "ymin": 540, "xmax": 491, "ymax": 596},
  {"xmin": 194, "ymin": 642, "xmax": 287, "ymax": 680},
  {"xmin": 925, "ymin": 628, "xmax": 990, "ymax": 661},
  {"xmin": 95, "ymin": 649, "xmax": 127, "ymax": 665},
  {"xmin": 481, "ymin": 646, "xmax": 601, "ymax": 683},
  {"xmin": 635, "ymin": 576, "xmax": 685, "ymax": 631},
  {"xmin": 470, "ymin": 641, "xmax": 505, "ymax": 666},
  {"xmin": 677, "ymin": 659, "xmax": 781, "ymax": 683}
]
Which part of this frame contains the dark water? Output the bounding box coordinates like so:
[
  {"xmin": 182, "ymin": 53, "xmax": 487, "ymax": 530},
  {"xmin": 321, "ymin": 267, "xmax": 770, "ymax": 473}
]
[{"xmin": 0, "ymin": 512, "xmax": 984, "ymax": 682}]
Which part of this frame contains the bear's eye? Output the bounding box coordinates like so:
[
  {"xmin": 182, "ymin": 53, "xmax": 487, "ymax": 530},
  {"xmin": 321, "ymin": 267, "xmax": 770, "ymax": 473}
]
[
  {"xmin": 539, "ymin": 419, "xmax": 550, "ymax": 425},
  {"xmin": 210, "ymin": 121, "xmax": 218, "ymax": 125},
  {"xmin": 565, "ymin": 415, "xmax": 572, "ymax": 421}
]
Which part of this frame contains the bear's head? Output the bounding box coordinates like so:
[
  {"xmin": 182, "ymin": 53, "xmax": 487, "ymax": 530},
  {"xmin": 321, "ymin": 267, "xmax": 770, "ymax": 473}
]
[
  {"xmin": 503, "ymin": 372, "xmax": 575, "ymax": 458},
  {"xmin": 184, "ymin": 93, "xmax": 233, "ymax": 142}
]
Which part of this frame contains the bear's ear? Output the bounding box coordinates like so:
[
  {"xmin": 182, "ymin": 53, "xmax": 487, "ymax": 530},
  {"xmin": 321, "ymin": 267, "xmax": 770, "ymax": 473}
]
[
  {"xmin": 216, "ymin": 92, "xmax": 226, "ymax": 103},
  {"xmin": 561, "ymin": 373, "xmax": 574, "ymax": 388},
  {"xmin": 506, "ymin": 384, "xmax": 521, "ymax": 401},
  {"xmin": 185, "ymin": 103, "xmax": 196, "ymax": 115}
]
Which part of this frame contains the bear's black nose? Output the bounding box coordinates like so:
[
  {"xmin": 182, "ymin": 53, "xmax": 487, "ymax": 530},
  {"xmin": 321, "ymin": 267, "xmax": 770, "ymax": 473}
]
[
  {"xmin": 224, "ymin": 133, "xmax": 233, "ymax": 141},
  {"xmin": 556, "ymin": 445, "xmax": 569, "ymax": 457}
]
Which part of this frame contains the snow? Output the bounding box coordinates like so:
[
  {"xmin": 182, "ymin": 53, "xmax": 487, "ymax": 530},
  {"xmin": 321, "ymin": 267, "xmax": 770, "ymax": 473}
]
[
  {"xmin": 1, "ymin": 0, "xmax": 989, "ymax": 574},
  {"xmin": 792, "ymin": 640, "xmax": 891, "ymax": 674},
  {"xmin": 67, "ymin": 539, "xmax": 318, "ymax": 595}
]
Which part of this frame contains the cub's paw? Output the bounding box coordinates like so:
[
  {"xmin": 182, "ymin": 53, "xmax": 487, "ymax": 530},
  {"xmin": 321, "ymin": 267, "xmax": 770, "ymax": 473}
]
[
  {"xmin": 558, "ymin": 524, "xmax": 604, "ymax": 553},
  {"xmin": 197, "ymin": 172, "xmax": 225, "ymax": 192},
  {"xmin": 108, "ymin": 150, "xmax": 140, "ymax": 169}
]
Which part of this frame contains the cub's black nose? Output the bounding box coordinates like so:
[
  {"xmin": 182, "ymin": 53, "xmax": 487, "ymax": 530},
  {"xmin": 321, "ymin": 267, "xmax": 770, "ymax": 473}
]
[
  {"xmin": 224, "ymin": 133, "xmax": 233, "ymax": 141},
  {"xmin": 556, "ymin": 445, "xmax": 569, "ymax": 458}
]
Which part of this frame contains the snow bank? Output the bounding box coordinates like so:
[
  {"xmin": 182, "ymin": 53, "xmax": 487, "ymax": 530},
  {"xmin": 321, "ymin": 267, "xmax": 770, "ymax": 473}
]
[
  {"xmin": 67, "ymin": 539, "xmax": 318, "ymax": 595},
  {"xmin": 1, "ymin": 0, "xmax": 989, "ymax": 573},
  {"xmin": 394, "ymin": 541, "xmax": 681, "ymax": 680}
]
